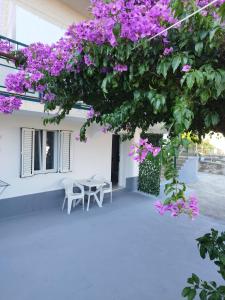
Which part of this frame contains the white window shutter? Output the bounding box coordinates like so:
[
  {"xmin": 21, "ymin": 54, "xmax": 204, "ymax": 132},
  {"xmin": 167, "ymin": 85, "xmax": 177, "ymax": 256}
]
[
  {"xmin": 59, "ymin": 131, "xmax": 72, "ymax": 173},
  {"xmin": 21, "ymin": 128, "xmax": 35, "ymax": 177}
]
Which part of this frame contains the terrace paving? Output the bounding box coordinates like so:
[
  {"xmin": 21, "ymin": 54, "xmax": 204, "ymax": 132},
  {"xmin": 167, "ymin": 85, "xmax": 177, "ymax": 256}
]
[{"xmin": 0, "ymin": 190, "xmax": 224, "ymax": 300}]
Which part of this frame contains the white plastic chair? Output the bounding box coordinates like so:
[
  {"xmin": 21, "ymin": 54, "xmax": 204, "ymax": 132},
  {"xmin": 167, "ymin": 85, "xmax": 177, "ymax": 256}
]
[
  {"xmin": 102, "ymin": 180, "xmax": 113, "ymax": 203},
  {"xmin": 93, "ymin": 175, "xmax": 113, "ymax": 204},
  {"xmin": 61, "ymin": 178, "xmax": 84, "ymax": 215}
]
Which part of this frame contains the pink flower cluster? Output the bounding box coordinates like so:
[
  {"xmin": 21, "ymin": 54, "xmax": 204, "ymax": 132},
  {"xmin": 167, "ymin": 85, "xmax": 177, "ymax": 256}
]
[
  {"xmin": 129, "ymin": 138, "xmax": 161, "ymax": 163},
  {"xmin": 113, "ymin": 64, "xmax": 128, "ymax": 72},
  {"xmin": 163, "ymin": 46, "xmax": 173, "ymax": 56},
  {"xmin": 87, "ymin": 107, "xmax": 100, "ymax": 119},
  {"xmin": 84, "ymin": 55, "xmax": 94, "ymax": 66},
  {"xmin": 22, "ymin": 40, "xmax": 75, "ymax": 76},
  {"xmin": 101, "ymin": 124, "xmax": 112, "ymax": 133},
  {"xmin": 197, "ymin": 0, "xmax": 225, "ymax": 7},
  {"xmin": 5, "ymin": 71, "xmax": 32, "ymax": 93},
  {"xmin": 0, "ymin": 40, "xmax": 13, "ymax": 54},
  {"xmin": 0, "ymin": 96, "xmax": 22, "ymax": 114},
  {"xmin": 67, "ymin": 0, "xmax": 177, "ymax": 47},
  {"xmin": 75, "ymin": 133, "xmax": 87, "ymax": 143},
  {"xmin": 182, "ymin": 64, "xmax": 191, "ymax": 72},
  {"xmin": 154, "ymin": 195, "xmax": 199, "ymax": 219}
]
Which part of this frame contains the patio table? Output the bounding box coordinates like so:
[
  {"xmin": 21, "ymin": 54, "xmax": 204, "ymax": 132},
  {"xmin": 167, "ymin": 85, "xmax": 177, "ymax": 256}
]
[{"xmin": 77, "ymin": 179, "xmax": 105, "ymax": 208}]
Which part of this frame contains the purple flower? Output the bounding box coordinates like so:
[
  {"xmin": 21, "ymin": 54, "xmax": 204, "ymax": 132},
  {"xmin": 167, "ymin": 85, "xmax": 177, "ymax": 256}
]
[
  {"xmin": 100, "ymin": 67, "xmax": 110, "ymax": 74},
  {"xmin": 87, "ymin": 107, "xmax": 100, "ymax": 119},
  {"xmin": 75, "ymin": 134, "xmax": 81, "ymax": 141},
  {"xmin": 188, "ymin": 194, "xmax": 200, "ymax": 219},
  {"xmin": 87, "ymin": 107, "xmax": 95, "ymax": 119},
  {"xmin": 101, "ymin": 124, "xmax": 112, "ymax": 133},
  {"xmin": 0, "ymin": 40, "xmax": 13, "ymax": 54},
  {"xmin": 138, "ymin": 138, "xmax": 148, "ymax": 146},
  {"xmin": 163, "ymin": 47, "xmax": 173, "ymax": 56},
  {"xmin": 129, "ymin": 138, "xmax": 161, "ymax": 163},
  {"xmin": 113, "ymin": 64, "xmax": 128, "ymax": 72},
  {"xmin": 154, "ymin": 201, "xmax": 166, "ymax": 215},
  {"xmin": 152, "ymin": 147, "xmax": 161, "ymax": 157},
  {"xmin": 42, "ymin": 92, "xmax": 55, "ymax": 102},
  {"xmin": 154, "ymin": 195, "xmax": 199, "ymax": 219},
  {"xmin": 84, "ymin": 55, "xmax": 94, "ymax": 66},
  {"xmin": 0, "ymin": 96, "xmax": 22, "ymax": 114},
  {"xmin": 182, "ymin": 65, "xmax": 191, "ymax": 72},
  {"xmin": 75, "ymin": 134, "xmax": 87, "ymax": 143}
]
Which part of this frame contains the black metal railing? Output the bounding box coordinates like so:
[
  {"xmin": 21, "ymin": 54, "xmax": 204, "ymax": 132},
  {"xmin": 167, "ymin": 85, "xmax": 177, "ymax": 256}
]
[
  {"xmin": 0, "ymin": 35, "xmax": 90, "ymax": 110},
  {"xmin": 0, "ymin": 179, "xmax": 10, "ymax": 197}
]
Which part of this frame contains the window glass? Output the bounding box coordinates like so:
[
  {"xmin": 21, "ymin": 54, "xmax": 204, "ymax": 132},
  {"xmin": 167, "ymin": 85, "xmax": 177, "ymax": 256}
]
[
  {"xmin": 46, "ymin": 131, "xmax": 55, "ymax": 170},
  {"xmin": 34, "ymin": 130, "xmax": 43, "ymax": 171}
]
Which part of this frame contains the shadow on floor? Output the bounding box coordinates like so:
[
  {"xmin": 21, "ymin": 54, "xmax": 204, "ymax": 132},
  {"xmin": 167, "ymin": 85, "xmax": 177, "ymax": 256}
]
[{"xmin": 0, "ymin": 190, "xmax": 224, "ymax": 300}]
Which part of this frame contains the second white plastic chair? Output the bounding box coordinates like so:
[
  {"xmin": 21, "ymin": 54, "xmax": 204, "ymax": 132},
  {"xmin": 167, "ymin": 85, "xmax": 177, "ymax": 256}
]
[{"xmin": 92, "ymin": 175, "xmax": 113, "ymax": 204}]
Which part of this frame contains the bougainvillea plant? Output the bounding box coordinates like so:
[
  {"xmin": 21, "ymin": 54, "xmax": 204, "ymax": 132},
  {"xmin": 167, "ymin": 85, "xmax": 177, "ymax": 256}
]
[{"xmin": 1, "ymin": 0, "xmax": 225, "ymax": 218}]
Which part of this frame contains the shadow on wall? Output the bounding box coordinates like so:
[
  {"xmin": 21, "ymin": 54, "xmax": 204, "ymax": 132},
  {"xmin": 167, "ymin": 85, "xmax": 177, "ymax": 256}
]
[
  {"xmin": 178, "ymin": 157, "xmax": 199, "ymax": 184},
  {"xmin": 158, "ymin": 157, "xmax": 199, "ymax": 199}
]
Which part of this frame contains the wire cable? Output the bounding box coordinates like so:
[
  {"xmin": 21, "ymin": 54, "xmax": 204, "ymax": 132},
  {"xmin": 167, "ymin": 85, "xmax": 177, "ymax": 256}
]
[{"xmin": 148, "ymin": 0, "xmax": 220, "ymax": 41}]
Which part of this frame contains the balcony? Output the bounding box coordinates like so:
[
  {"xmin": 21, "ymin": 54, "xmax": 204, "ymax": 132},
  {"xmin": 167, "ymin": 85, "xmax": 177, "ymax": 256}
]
[
  {"xmin": 60, "ymin": 0, "xmax": 91, "ymax": 18},
  {"xmin": 0, "ymin": 35, "xmax": 90, "ymax": 114}
]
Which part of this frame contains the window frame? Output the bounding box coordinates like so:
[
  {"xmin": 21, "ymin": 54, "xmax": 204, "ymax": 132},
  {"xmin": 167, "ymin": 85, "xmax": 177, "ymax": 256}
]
[
  {"xmin": 33, "ymin": 130, "xmax": 58, "ymax": 175},
  {"xmin": 21, "ymin": 128, "xmax": 73, "ymax": 177}
]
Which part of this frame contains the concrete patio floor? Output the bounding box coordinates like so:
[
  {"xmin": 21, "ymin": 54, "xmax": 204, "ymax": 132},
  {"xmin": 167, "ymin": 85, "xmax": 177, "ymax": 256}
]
[{"xmin": 0, "ymin": 190, "xmax": 224, "ymax": 300}]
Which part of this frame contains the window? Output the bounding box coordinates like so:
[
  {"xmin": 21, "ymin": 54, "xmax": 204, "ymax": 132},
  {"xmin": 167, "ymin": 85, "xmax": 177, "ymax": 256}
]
[
  {"xmin": 21, "ymin": 129, "xmax": 72, "ymax": 177},
  {"xmin": 34, "ymin": 130, "xmax": 43, "ymax": 171},
  {"xmin": 33, "ymin": 130, "xmax": 57, "ymax": 173},
  {"xmin": 46, "ymin": 131, "xmax": 56, "ymax": 170}
]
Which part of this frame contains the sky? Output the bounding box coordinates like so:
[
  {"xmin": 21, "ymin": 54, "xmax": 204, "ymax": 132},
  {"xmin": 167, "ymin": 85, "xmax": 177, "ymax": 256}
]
[{"xmin": 205, "ymin": 133, "xmax": 225, "ymax": 154}]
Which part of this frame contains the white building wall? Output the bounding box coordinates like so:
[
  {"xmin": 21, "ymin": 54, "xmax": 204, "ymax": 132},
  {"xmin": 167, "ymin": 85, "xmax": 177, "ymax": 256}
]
[
  {"xmin": 0, "ymin": 0, "xmax": 85, "ymax": 41},
  {"xmin": 0, "ymin": 112, "xmax": 113, "ymax": 199},
  {"xmin": 119, "ymin": 131, "xmax": 139, "ymax": 187}
]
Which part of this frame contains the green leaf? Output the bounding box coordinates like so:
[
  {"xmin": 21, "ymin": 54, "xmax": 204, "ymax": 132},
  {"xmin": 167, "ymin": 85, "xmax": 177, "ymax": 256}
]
[
  {"xmin": 138, "ymin": 65, "xmax": 146, "ymax": 75},
  {"xmin": 194, "ymin": 70, "xmax": 204, "ymax": 87},
  {"xmin": 182, "ymin": 287, "xmax": 191, "ymax": 297},
  {"xmin": 199, "ymin": 245, "xmax": 207, "ymax": 259},
  {"xmin": 172, "ymin": 56, "xmax": 181, "ymax": 73},
  {"xmin": 208, "ymin": 292, "xmax": 221, "ymax": 300},
  {"xmin": 195, "ymin": 42, "xmax": 203, "ymax": 55},
  {"xmin": 215, "ymin": 73, "xmax": 222, "ymax": 89},
  {"xmin": 184, "ymin": 118, "xmax": 191, "ymax": 130},
  {"xmin": 101, "ymin": 77, "xmax": 108, "ymax": 93},
  {"xmin": 217, "ymin": 286, "xmax": 225, "ymax": 294},
  {"xmin": 192, "ymin": 274, "xmax": 200, "ymax": 285},
  {"xmin": 157, "ymin": 61, "xmax": 170, "ymax": 78},
  {"xmin": 134, "ymin": 90, "xmax": 141, "ymax": 101},
  {"xmin": 219, "ymin": 254, "xmax": 225, "ymax": 265},
  {"xmin": 209, "ymin": 28, "xmax": 218, "ymax": 42},
  {"xmin": 200, "ymin": 90, "xmax": 209, "ymax": 104},
  {"xmin": 199, "ymin": 31, "xmax": 208, "ymax": 41},
  {"xmin": 188, "ymin": 289, "xmax": 197, "ymax": 300},
  {"xmin": 199, "ymin": 290, "xmax": 207, "ymax": 300},
  {"xmin": 187, "ymin": 74, "xmax": 195, "ymax": 89},
  {"xmin": 218, "ymin": 2, "xmax": 225, "ymax": 21},
  {"xmin": 188, "ymin": 277, "xmax": 195, "ymax": 285},
  {"xmin": 211, "ymin": 113, "xmax": 219, "ymax": 126}
]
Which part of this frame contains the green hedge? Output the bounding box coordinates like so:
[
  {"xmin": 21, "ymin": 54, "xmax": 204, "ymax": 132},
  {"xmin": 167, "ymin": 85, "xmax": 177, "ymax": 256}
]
[{"xmin": 138, "ymin": 133, "xmax": 163, "ymax": 196}]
